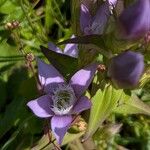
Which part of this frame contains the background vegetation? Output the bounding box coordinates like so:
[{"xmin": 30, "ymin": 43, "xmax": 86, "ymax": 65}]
[{"xmin": 0, "ymin": 0, "xmax": 150, "ymax": 149}]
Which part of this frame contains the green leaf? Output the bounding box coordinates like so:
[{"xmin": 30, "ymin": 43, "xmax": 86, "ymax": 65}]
[
  {"xmin": 0, "ymin": 115, "xmax": 37, "ymax": 150},
  {"xmin": 114, "ymin": 95, "xmax": 150, "ymax": 115},
  {"xmin": 58, "ymin": 33, "xmax": 136, "ymax": 54},
  {"xmin": 93, "ymin": 123, "xmax": 122, "ymax": 142},
  {"xmin": 32, "ymin": 131, "xmax": 84, "ymax": 150},
  {"xmin": 31, "ymin": 134, "xmax": 56, "ymax": 150},
  {"xmin": 40, "ymin": 46, "xmax": 78, "ymax": 78},
  {"xmin": 58, "ymin": 35, "xmax": 104, "ymax": 46},
  {"xmin": 0, "ymin": 41, "xmax": 18, "ymax": 54},
  {"xmin": 45, "ymin": 0, "xmax": 53, "ymax": 33},
  {"xmin": 1, "ymin": 130, "xmax": 20, "ymax": 150},
  {"xmin": 0, "ymin": 29, "xmax": 11, "ymax": 42},
  {"xmin": 0, "ymin": 1, "xmax": 17, "ymax": 14},
  {"xmin": 139, "ymin": 67, "xmax": 150, "ymax": 88},
  {"xmin": 0, "ymin": 63, "xmax": 15, "ymax": 74},
  {"xmin": 57, "ymin": 35, "xmax": 112, "ymax": 58},
  {"xmin": 0, "ymin": 67, "xmax": 38, "ymax": 139},
  {"xmin": 6, "ymin": 66, "xmax": 28, "ymax": 99},
  {"xmin": 101, "ymin": 32, "xmax": 137, "ymax": 53},
  {"xmin": 18, "ymin": 77, "xmax": 38, "ymax": 100},
  {"xmin": 0, "ymin": 78, "xmax": 6, "ymax": 111},
  {"xmin": 0, "ymin": 97, "xmax": 29, "ymax": 139},
  {"xmin": 0, "ymin": 0, "xmax": 6, "ymax": 7},
  {"xmin": 62, "ymin": 132, "xmax": 84, "ymax": 146},
  {"xmin": 85, "ymin": 85, "xmax": 123, "ymax": 139}
]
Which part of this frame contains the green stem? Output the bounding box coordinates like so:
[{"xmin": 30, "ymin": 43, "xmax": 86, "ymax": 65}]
[
  {"xmin": 20, "ymin": 0, "xmax": 35, "ymax": 33},
  {"xmin": 45, "ymin": 0, "xmax": 53, "ymax": 33},
  {"xmin": 20, "ymin": 0, "xmax": 47, "ymax": 42},
  {"xmin": 0, "ymin": 59, "xmax": 23, "ymax": 63},
  {"xmin": 0, "ymin": 55, "xmax": 23, "ymax": 59},
  {"xmin": 32, "ymin": 0, "xmax": 40, "ymax": 9},
  {"xmin": 52, "ymin": 0, "xmax": 64, "ymax": 22},
  {"xmin": 88, "ymin": 44, "xmax": 113, "ymax": 59},
  {"xmin": 25, "ymin": 0, "xmax": 48, "ymax": 42}
]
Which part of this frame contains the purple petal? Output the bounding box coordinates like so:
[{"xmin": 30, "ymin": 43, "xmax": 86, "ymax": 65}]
[
  {"xmin": 80, "ymin": 3, "xmax": 92, "ymax": 33},
  {"xmin": 119, "ymin": 0, "xmax": 150, "ymax": 39},
  {"xmin": 70, "ymin": 63, "xmax": 97, "ymax": 98},
  {"xmin": 27, "ymin": 95, "xmax": 54, "ymax": 118},
  {"xmin": 51, "ymin": 115, "xmax": 72, "ymax": 145},
  {"xmin": 71, "ymin": 96, "xmax": 91, "ymax": 114},
  {"xmin": 108, "ymin": 0, "xmax": 118, "ymax": 6},
  {"xmin": 64, "ymin": 35, "xmax": 79, "ymax": 58},
  {"xmin": 91, "ymin": 0, "xmax": 118, "ymax": 35},
  {"xmin": 48, "ymin": 42, "xmax": 62, "ymax": 53},
  {"xmin": 91, "ymin": 2, "xmax": 110, "ymax": 34},
  {"xmin": 37, "ymin": 59, "xmax": 65, "ymax": 94}
]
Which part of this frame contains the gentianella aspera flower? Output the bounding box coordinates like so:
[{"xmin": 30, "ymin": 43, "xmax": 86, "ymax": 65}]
[
  {"xmin": 119, "ymin": 0, "xmax": 150, "ymax": 39},
  {"xmin": 27, "ymin": 59, "xmax": 97, "ymax": 145},
  {"xmin": 108, "ymin": 51, "xmax": 144, "ymax": 89},
  {"xmin": 48, "ymin": 35, "xmax": 78, "ymax": 58},
  {"xmin": 80, "ymin": 0, "xmax": 118, "ymax": 35}
]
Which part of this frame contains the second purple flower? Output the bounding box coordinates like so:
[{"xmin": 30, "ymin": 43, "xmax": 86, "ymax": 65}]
[{"xmin": 80, "ymin": 0, "xmax": 118, "ymax": 35}]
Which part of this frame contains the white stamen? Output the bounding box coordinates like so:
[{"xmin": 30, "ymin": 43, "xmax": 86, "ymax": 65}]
[
  {"xmin": 109, "ymin": 5, "xmax": 114, "ymax": 14},
  {"xmin": 51, "ymin": 84, "xmax": 76, "ymax": 115}
]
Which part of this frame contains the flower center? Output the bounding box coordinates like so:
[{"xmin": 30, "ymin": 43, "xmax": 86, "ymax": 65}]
[{"xmin": 51, "ymin": 84, "xmax": 76, "ymax": 115}]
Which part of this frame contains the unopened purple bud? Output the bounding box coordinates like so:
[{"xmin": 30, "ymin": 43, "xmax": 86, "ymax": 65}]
[
  {"xmin": 108, "ymin": 51, "xmax": 144, "ymax": 89},
  {"xmin": 79, "ymin": 0, "xmax": 118, "ymax": 35},
  {"xmin": 119, "ymin": 0, "xmax": 150, "ymax": 39}
]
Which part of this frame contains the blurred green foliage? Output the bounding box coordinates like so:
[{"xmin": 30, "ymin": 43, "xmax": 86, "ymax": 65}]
[{"xmin": 0, "ymin": 0, "xmax": 150, "ymax": 150}]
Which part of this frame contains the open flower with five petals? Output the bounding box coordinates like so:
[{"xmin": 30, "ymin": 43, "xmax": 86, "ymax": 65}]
[{"xmin": 27, "ymin": 59, "xmax": 97, "ymax": 145}]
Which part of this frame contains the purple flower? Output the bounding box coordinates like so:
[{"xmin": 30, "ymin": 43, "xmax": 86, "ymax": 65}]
[
  {"xmin": 119, "ymin": 0, "xmax": 150, "ymax": 39},
  {"xmin": 48, "ymin": 35, "xmax": 78, "ymax": 58},
  {"xmin": 108, "ymin": 51, "xmax": 144, "ymax": 89},
  {"xmin": 80, "ymin": 0, "xmax": 118, "ymax": 35},
  {"xmin": 27, "ymin": 59, "xmax": 97, "ymax": 144}
]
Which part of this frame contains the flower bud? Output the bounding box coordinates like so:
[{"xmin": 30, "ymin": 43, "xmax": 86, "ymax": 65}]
[
  {"xmin": 119, "ymin": 0, "xmax": 150, "ymax": 40},
  {"xmin": 80, "ymin": 0, "xmax": 118, "ymax": 35},
  {"xmin": 5, "ymin": 20, "xmax": 20, "ymax": 30},
  {"xmin": 72, "ymin": 0, "xmax": 118, "ymax": 35},
  {"xmin": 26, "ymin": 53, "xmax": 35, "ymax": 62},
  {"xmin": 108, "ymin": 51, "xmax": 144, "ymax": 89}
]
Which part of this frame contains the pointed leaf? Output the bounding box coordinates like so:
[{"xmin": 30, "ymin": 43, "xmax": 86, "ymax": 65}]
[
  {"xmin": 0, "ymin": 78, "xmax": 6, "ymax": 110},
  {"xmin": 58, "ymin": 35, "xmax": 104, "ymax": 47},
  {"xmin": 85, "ymin": 85, "xmax": 123, "ymax": 139},
  {"xmin": 40, "ymin": 46, "xmax": 78, "ymax": 78},
  {"xmin": 31, "ymin": 131, "xmax": 84, "ymax": 149},
  {"xmin": 139, "ymin": 67, "xmax": 150, "ymax": 87},
  {"xmin": 62, "ymin": 132, "xmax": 84, "ymax": 146},
  {"xmin": 57, "ymin": 32, "xmax": 138, "ymax": 54},
  {"xmin": 114, "ymin": 95, "xmax": 150, "ymax": 115},
  {"xmin": 31, "ymin": 134, "xmax": 55, "ymax": 150}
]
